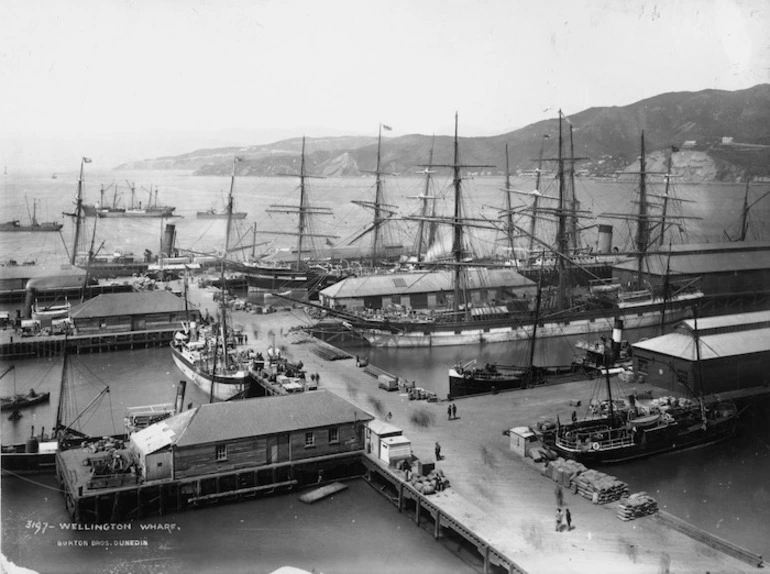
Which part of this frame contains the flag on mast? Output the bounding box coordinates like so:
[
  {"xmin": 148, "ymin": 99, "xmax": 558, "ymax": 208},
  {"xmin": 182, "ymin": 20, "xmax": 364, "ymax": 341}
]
[
  {"xmin": 82, "ymin": 157, "xmax": 92, "ymax": 163},
  {"xmin": 381, "ymin": 124, "xmax": 392, "ymax": 131}
]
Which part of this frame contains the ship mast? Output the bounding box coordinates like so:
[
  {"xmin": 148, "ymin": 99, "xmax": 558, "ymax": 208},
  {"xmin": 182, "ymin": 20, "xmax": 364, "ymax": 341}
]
[
  {"xmin": 71, "ymin": 157, "xmax": 89, "ymax": 265},
  {"xmin": 635, "ymin": 132, "xmax": 650, "ymax": 287},
  {"xmin": 225, "ymin": 156, "xmax": 239, "ymax": 254},
  {"xmin": 528, "ymin": 135, "xmax": 547, "ymax": 256},
  {"xmin": 658, "ymin": 147, "xmax": 675, "ymax": 246},
  {"xmin": 568, "ymin": 125, "xmax": 580, "ymax": 252},
  {"xmin": 451, "ymin": 114, "xmax": 464, "ymax": 314},
  {"xmin": 371, "ymin": 124, "xmax": 386, "ymax": 267},
  {"xmin": 415, "ymin": 136, "xmax": 436, "ymax": 263},
  {"xmin": 555, "ymin": 111, "xmax": 569, "ymax": 310},
  {"xmin": 502, "ymin": 144, "xmax": 516, "ymax": 263}
]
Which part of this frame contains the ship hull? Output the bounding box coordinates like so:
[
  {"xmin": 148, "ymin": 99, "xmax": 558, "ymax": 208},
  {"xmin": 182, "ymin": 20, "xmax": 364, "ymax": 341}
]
[
  {"xmin": 170, "ymin": 342, "xmax": 250, "ymax": 401},
  {"xmin": 242, "ymin": 265, "xmax": 345, "ymax": 294},
  {"xmin": 553, "ymin": 418, "xmax": 738, "ymax": 464},
  {"xmin": 0, "ymin": 223, "xmax": 63, "ymax": 232},
  {"xmin": 355, "ymin": 296, "xmax": 699, "ymax": 348},
  {"xmin": 448, "ymin": 367, "xmax": 525, "ymax": 398}
]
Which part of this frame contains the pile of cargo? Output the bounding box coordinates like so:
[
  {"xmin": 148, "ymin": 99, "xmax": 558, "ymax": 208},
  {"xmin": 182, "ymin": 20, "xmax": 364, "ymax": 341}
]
[
  {"xmin": 409, "ymin": 468, "xmax": 450, "ymax": 496},
  {"xmin": 571, "ymin": 468, "xmax": 629, "ymax": 504},
  {"xmin": 542, "ymin": 457, "xmax": 587, "ymax": 486},
  {"xmin": 617, "ymin": 492, "xmax": 658, "ymax": 521}
]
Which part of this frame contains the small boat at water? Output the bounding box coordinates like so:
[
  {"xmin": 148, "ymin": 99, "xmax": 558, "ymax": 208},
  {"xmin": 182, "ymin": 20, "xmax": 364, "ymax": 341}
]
[
  {"xmin": 1, "ymin": 389, "xmax": 51, "ymax": 412},
  {"xmin": 299, "ymin": 481, "xmax": 348, "ymax": 504},
  {"xmin": 32, "ymin": 299, "xmax": 71, "ymax": 321},
  {"xmin": 0, "ymin": 198, "xmax": 63, "ymax": 232}
]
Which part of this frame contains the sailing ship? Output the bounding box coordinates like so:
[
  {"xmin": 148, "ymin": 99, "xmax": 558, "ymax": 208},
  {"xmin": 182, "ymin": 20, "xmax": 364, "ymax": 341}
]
[
  {"xmin": 171, "ymin": 157, "xmax": 254, "ymax": 401},
  {"xmin": 82, "ymin": 183, "xmax": 126, "ymax": 217},
  {"xmin": 321, "ymin": 115, "xmax": 702, "ymax": 348},
  {"xmin": 550, "ymin": 308, "xmax": 739, "ymax": 464},
  {"xmin": 1, "ymin": 346, "xmax": 112, "ymax": 473},
  {"xmin": 0, "ymin": 198, "xmax": 63, "ymax": 232},
  {"xmin": 170, "ymin": 266, "xmax": 254, "ymax": 401},
  {"xmin": 237, "ymin": 137, "xmax": 350, "ymax": 294},
  {"xmin": 1, "ymin": 366, "xmax": 51, "ymax": 414}
]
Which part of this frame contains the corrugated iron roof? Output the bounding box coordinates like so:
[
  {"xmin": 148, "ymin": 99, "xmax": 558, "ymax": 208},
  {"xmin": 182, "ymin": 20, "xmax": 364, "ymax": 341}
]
[
  {"xmin": 170, "ymin": 390, "xmax": 374, "ymax": 447},
  {"xmin": 613, "ymin": 248, "xmax": 770, "ymax": 276},
  {"xmin": 633, "ymin": 328, "xmax": 770, "ymax": 360},
  {"xmin": 321, "ymin": 268, "xmax": 534, "ymax": 299},
  {"xmin": 130, "ymin": 408, "xmax": 197, "ymax": 455},
  {"xmin": 70, "ymin": 290, "xmax": 187, "ymax": 319},
  {"xmin": 678, "ymin": 310, "xmax": 770, "ymax": 334}
]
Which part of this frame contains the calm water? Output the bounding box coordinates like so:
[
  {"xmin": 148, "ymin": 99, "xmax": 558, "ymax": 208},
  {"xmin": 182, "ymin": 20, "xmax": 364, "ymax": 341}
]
[{"xmin": 2, "ymin": 170, "xmax": 770, "ymax": 569}]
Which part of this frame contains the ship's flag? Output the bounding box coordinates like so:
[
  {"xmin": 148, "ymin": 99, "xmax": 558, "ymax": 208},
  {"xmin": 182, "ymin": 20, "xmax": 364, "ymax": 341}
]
[
  {"xmin": 82, "ymin": 157, "xmax": 92, "ymax": 163},
  {"xmin": 235, "ymin": 156, "xmax": 243, "ymax": 162},
  {"xmin": 382, "ymin": 124, "xmax": 392, "ymax": 131}
]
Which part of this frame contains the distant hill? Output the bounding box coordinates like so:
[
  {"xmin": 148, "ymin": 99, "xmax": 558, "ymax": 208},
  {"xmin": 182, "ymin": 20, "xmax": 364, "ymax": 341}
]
[{"xmin": 115, "ymin": 84, "xmax": 770, "ymax": 181}]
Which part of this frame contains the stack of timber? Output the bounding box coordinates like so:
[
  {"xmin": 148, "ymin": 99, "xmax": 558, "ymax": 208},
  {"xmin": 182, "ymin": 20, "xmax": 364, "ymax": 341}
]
[
  {"xmin": 571, "ymin": 469, "xmax": 629, "ymax": 504},
  {"xmin": 617, "ymin": 492, "xmax": 659, "ymax": 521},
  {"xmin": 308, "ymin": 342, "xmax": 351, "ymax": 361},
  {"xmin": 542, "ymin": 458, "xmax": 587, "ymax": 486}
]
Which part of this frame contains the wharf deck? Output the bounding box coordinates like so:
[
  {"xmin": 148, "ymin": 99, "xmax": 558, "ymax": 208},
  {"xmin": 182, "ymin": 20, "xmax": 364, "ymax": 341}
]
[{"xmin": 246, "ymin": 308, "xmax": 766, "ymax": 574}]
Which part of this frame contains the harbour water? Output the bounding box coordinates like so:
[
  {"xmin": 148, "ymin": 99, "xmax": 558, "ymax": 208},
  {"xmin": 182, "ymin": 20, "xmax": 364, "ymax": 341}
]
[{"xmin": 2, "ymin": 169, "xmax": 770, "ymax": 570}]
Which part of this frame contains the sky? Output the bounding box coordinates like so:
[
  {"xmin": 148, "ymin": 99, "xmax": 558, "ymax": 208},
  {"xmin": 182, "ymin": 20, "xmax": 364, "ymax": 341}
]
[{"xmin": 1, "ymin": 0, "xmax": 768, "ymax": 169}]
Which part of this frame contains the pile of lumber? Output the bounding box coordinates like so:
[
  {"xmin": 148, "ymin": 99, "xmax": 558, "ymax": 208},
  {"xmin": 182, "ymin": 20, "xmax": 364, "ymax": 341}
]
[
  {"xmin": 571, "ymin": 469, "xmax": 629, "ymax": 504},
  {"xmin": 542, "ymin": 457, "xmax": 587, "ymax": 486},
  {"xmin": 617, "ymin": 492, "xmax": 658, "ymax": 521}
]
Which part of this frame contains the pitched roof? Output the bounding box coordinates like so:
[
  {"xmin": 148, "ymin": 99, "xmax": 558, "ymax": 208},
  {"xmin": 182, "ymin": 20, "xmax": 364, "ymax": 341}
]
[
  {"xmin": 613, "ymin": 246, "xmax": 770, "ymax": 276},
  {"xmin": 162, "ymin": 390, "xmax": 373, "ymax": 448},
  {"xmin": 131, "ymin": 408, "xmax": 197, "ymax": 456},
  {"xmin": 678, "ymin": 310, "xmax": 770, "ymax": 335},
  {"xmin": 70, "ymin": 290, "xmax": 187, "ymax": 319},
  {"xmin": 320, "ymin": 268, "xmax": 534, "ymax": 299},
  {"xmin": 632, "ymin": 328, "xmax": 770, "ymax": 360}
]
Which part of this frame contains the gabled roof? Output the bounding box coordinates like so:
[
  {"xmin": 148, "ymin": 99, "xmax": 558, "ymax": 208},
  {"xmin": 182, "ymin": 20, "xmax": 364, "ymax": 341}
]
[
  {"xmin": 320, "ymin": 268, "xmax": 534, "ymax": 299},
  {"xmin": 613, "ymin": 246, "xmax": 770, "ymax": 276},
  {"xmin": 152, "ymin": 390, "xmax": 373, "ymax": 448},
  {"xmin": 70, "ymin": 290, "xmax": 188, "ymax": 319},
  {"xmin": 367, "ymin": 419, "xmax": 403, "ymax": 436},
  {"xmin": 632, "ymin": 328, "xmax": 770, "ymax": 360},
  {"xmin": 678, "ymin": 310, "xmax": 770, "ymax": 335}
]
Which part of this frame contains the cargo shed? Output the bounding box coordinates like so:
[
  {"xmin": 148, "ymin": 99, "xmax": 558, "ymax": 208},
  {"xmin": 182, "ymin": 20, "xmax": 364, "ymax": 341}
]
[{"xmin": 631, "ymin": 310, "xmax": 770, "ymax": 394}]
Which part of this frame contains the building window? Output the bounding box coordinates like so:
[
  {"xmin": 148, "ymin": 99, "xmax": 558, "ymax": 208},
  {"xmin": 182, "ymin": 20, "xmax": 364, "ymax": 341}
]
[
  {"xmin": 304, "ymin": 432, "xmax": 315, "ymax": 448},
  {"xmin": 215, "ymin": 444, "xmax": 228, "ymax": 461},
  {"xmin": 328, "ymin": 428, "xmax": 340, "ymax": 444},
  {"xmin": 637, "ymin": 358, "xmax": 649, "ymax": 375}
]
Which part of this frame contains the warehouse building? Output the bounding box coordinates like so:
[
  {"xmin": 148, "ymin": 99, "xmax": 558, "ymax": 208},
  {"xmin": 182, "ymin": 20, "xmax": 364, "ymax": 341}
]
[
  {"xmin": 318, "ymin": 267, "xmax": 536, "ymax": 311},
  {"xmin": 631, "ymin": 310, "xmax": 770, "ymax": 394}
]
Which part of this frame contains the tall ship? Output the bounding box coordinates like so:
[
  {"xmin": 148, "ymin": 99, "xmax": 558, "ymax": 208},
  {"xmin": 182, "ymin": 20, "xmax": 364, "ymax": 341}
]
[
  {"xmin": 82, "ymin": 183, "xmax": 126, "ymax": 217},
  {"xmin": 550, "ymin": 311, "xmax": 739, "ymax": 464},
  {"xmin": 236, "ymin": 137, "xmax": 352, "ymax": 294},
  {"xmin": 171, "ymin": 157, "xmax": 254, "ymax": 401},
  {"xmin": 315, "ymin": 114, "xmax": 702, "ymax": 348},
  {"xmin": 1, "ymin": 198, "xmax": 63, "ymax": 232}
]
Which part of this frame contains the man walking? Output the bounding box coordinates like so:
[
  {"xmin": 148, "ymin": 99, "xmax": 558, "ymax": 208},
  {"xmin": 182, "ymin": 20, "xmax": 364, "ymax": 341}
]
[
  {"xmin": 435, "ymin": 442, "xmax": 441, "ymax": 461},
  {"xmin": 447, "ymin": 405, "xmax": 453, "ymax": 420},
  {"xmin": 555, "ymin": 485, "xmax": 564, "ymax": 507},
  {"xmin": 555, "ymin": 508, "xmax": 563, "ymax": 532},
  {"xmin": 452, "ymin": 403, "xmax": 457, "ymax": 420},
  {"xmin": 565, "ymin": 508, "xmax": 572, "ymax": 531}
]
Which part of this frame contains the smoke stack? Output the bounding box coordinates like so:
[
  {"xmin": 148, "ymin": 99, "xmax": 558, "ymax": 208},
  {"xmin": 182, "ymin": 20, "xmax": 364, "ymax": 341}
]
[
  {"xmin": 611, "ymin": 319, "xmax": 623, "ymax": 359},
  {"xmin": 161, "ymin": 224, "xmax": 176, "ymax": 257},
  {"xmin": 175, "ymin": 380, "xmax": 187, "ymax": 414},
  {"xmin": 597, "ymin": 224, "xmax": 613, "ymax": 254}
]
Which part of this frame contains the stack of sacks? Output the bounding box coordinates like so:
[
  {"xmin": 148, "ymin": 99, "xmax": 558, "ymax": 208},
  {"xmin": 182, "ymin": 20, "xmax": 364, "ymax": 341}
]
[
  {"xmin": 617, "ymin": 492, "xmax": 659, "ymax": 521},
  {"xmin": 571, "ymin": 469, "xmax": 629, "ymax": 504},
  {"xmin": 542, "ymin": 457, "xmax": 587, "ymax": 486}
]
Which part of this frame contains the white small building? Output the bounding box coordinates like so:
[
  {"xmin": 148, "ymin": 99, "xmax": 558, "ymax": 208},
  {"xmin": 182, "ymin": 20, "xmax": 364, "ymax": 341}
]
[
  {"xmin": 379, "ymin": 436, "xmax": 412, "ymax": 465},
  {"xmin": 509, "ymin": 426, "xmax": 537, "ymax": 458},
  {"xmin": 365, "ymin": 419, "xmax": 403, "ymax": 460}
]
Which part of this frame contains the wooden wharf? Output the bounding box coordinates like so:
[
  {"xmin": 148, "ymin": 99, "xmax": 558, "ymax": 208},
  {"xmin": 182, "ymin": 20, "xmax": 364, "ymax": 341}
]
[
  {"xmin": 55, "ymin": 447, "xmax": 363, "ymax": 524},
  {"xmin": 0, "ymin": 327, "xmax": 178, "ymax": 359}
]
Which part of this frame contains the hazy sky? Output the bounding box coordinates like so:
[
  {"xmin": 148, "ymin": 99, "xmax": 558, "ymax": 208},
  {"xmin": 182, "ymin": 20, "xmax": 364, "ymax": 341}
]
[{"xmin": 1, "ymin": 0, "xmax": 768, "ymax": 168}]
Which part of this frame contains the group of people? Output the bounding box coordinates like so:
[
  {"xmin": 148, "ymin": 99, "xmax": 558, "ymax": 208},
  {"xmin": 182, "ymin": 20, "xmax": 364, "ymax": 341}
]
[
  {"xmin": 447, "ymin": 403, "xmax": 458, "ymax": 420},
  {"xmin": 555, "ymin": 486, "xmax": 574, "ymax": 533}
]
